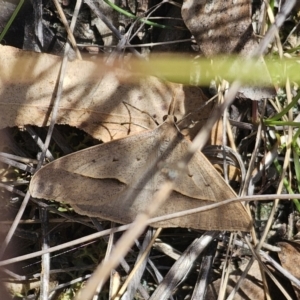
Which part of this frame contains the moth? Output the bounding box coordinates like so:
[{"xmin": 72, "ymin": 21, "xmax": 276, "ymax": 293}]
[{"xmin": 29, "ymin": 115, "xmax": 251, "ymax": 231}]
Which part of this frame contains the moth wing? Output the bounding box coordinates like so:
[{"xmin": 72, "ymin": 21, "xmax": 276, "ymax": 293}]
[
  {"xmin": 159, "ymin": 137, "xmax": 251, "ymax": 231},
  {"xmin": 151, "ymin": 189, "xmax": 251, "ymax": 231},
  {"xmin": 31, "ymin": 125, "xmax": 160, "ymax": 184},
  {"xmin": 29, "ymin": 124, "xmax": 164, "ymax": 223},
  {"xmin": 29, "ymin": 118, "xmax": 251, "ymax": 230},
  {"xmin": 170, "ymin": 138, "xmax": 236, "ymax": 201}
]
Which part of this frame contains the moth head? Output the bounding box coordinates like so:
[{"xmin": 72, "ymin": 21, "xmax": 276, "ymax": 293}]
[{"xmin": 162, "ymin": 114, "xmax": 177, "ymax": 123}]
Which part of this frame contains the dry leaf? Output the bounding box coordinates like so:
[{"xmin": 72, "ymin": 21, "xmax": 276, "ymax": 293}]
[
  {"xmin": 206, "ymin": 260, "xmax": 264, "ymax": 299},
  {"xmin": 278, "ymin": 241, "xmax": 300, "ymax": 298},
  {"xmin": 29, "ymin": 116, "xmax": 251, "ymax": 231},
  {"xmin": 181, "ymin": 0, "xmax": 256, "ymax": 56},
  {"xmin": 278, "ymin": 241, "xmax": 300, "ymax": 279},
  {"xmin": 0, "ymin": 45, "xmax": 210, "ymax": 142},
  {"xmin": 181, "ymin": 0, "xmax": 276, "ymax": 100}
]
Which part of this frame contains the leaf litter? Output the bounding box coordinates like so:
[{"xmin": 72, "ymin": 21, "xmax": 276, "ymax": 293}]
[{"xmin": 0, "ymin": 1, "xmax": 300, "ymax": 299}]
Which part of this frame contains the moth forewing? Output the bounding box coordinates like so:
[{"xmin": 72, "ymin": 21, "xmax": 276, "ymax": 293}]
[{"xmin": 30, "ymin": 116, "xmax": 251, "ymax": 231}]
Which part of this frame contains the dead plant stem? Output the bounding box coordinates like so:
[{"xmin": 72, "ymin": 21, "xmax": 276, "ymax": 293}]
[{"xmin": 1, "ymin": 194, "xmax": 300, "ymax": 268}]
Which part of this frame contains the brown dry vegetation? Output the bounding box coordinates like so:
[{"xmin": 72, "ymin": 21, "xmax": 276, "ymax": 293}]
[{"xmin": 1, "ymin": 1, "xmax": 300, "ymax": 300}]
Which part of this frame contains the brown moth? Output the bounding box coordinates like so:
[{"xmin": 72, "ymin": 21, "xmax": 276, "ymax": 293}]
[
  {"xmin": 29, "ymin": 116, "xmax": 251, "ymax": 231},
  {"xmin": 181, "ymin": 0, "xmax": 276, "ymax": 100}
]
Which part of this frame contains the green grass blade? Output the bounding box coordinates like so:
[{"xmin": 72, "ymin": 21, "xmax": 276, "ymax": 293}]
[
  {"xmin": 0, "ymin": 0, "xmax": 24, "ymax": 43},
  {"xmin": 102, "ymin": 0, "xmax": 176, "ymax": 29},
  {"xmin": 273, "ymin": 159, "xmax": 300, "ymax": 212}
]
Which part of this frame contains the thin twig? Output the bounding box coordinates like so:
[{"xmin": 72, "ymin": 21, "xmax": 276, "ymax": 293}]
[
  {"xmin": 256, "ymin": 78, "xmax": 293, "ymax": 252},
  {"xmin": 1, "ymin": 194, "xmax": 300, "ymax": 268},
  {"xmin": 52, "ymin": 0, "xmax": 82, "ymax": 60},
  {"xmin": 0, "ymin": 0, "xmax": 83, "ymax": 260},
  {"xmin": 116, "ymin": 229, "xmax": 161, "ymax": 299},
  {"xmin": 36, "ymin": 0, "xmax": 82, "ymax": 171},
  {"xmin": 40, "ymin": 208, "xmax": 50, "ymax": 300},
  {"xmin": 84, "ymin": 0, "xmax": 141, "ymax": 58},
  {"xmin": 149, "ymin": 232, "xmax": 217, "ymax": 300}
]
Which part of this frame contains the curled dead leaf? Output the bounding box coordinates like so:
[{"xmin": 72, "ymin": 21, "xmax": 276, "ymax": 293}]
[{"xmin": 0, "ymin": 45, "xmax": 211, "ymax": 142}]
